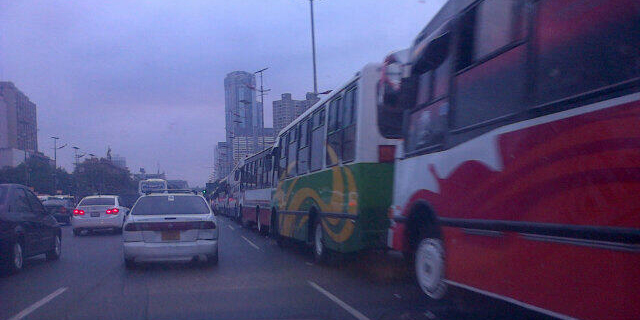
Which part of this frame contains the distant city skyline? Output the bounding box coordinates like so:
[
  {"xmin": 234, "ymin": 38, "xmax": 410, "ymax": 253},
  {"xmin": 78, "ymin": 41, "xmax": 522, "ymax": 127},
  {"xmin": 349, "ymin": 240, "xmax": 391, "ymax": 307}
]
[{"xmin": 0, "ymin": 1, "xmax": 444, "ymax": 185}]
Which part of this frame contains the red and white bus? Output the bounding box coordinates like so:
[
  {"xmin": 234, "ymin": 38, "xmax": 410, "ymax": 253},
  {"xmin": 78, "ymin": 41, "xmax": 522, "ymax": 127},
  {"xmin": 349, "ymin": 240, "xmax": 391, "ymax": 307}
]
[
  {"xmin": 237, "ymin": 146, "xmax": 275, "ymax": 234},
  {"xmin": 382, "ymin": 0, "xmax": 639, "ymax": 319}
]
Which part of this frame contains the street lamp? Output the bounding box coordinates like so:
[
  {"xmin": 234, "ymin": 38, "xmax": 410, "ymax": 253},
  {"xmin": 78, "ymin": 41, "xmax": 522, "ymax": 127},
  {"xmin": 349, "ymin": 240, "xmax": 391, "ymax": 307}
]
[
  {"xmin": 50, "ymin": 136, "xmax": 66, "ymax": 192},
  {"xmin": 305, "ymin": 0, "xmax": 319, "ymax": 94}
]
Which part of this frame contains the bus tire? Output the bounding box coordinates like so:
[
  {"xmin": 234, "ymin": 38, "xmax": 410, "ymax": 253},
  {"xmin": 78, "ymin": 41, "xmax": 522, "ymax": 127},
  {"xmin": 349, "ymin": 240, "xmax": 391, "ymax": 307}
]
[
  {"xmin": 415, "ymin": 237, "xmax": 447, "ymax": 299},
  {"xmin": 271, "ymin": 211, "xmax": 285, "ymax": 247},
  {"xmin": 313, "ymin": 220, "xmax": 330, "ymax": 263},
  {"xmin": 256, "ymin": 208, "xmax": 266, "ymax": 235}
]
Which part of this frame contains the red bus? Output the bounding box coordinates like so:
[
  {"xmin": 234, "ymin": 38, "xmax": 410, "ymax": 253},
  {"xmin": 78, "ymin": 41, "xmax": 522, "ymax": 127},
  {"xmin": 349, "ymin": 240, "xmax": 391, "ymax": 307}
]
[{"xmin": 380, "ymin": 0, "xmax": 639, "ymax": 319}]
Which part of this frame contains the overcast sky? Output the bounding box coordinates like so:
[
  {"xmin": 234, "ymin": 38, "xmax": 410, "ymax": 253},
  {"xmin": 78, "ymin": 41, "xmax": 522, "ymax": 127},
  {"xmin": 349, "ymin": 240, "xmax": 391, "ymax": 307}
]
[{"xmin": 0, "ymin": 0, "xmax": 444, "ymax": 186}]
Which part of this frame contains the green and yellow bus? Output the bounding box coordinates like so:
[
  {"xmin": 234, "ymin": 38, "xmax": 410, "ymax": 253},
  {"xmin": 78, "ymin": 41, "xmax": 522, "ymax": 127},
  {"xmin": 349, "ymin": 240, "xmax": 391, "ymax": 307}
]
[{"xmin": 271, "ymin": 63, "xmax": 401, "ymax": 261}]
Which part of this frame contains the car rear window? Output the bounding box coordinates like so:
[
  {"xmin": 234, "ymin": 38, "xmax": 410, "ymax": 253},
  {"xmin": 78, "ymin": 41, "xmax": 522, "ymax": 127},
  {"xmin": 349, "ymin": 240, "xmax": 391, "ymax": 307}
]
[
  {"xmin": 0, "ymin": 186, "xmax": 7, "ymax": 205},
  {"xmin": 79, "ymin": 197, "xmax": 115, "ymax": 206},
  {"xmin": 131, "ymin": 195, "xmax": 209, "ymax": 215},
  {"xmin": 43, "ymin": 199, "xmax": 67, "ymax": 207}
]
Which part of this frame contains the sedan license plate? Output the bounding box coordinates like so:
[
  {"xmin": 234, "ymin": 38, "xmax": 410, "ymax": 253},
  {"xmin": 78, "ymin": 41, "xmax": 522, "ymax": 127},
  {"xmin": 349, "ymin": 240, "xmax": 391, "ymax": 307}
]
[
  {"xmin": 161, "ymin": 230, "xmax": 180, "ymax": 241},
  {"xmin": 90, "ymin": 212, "xmax": 100, "ymax": 217}
]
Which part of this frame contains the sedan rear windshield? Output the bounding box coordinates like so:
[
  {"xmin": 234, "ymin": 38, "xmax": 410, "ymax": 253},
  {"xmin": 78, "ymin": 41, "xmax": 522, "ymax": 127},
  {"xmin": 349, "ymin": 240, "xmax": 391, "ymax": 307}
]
[
  {"xmin": 43, "ymin": 199, "xmax": 69, "ymax": 207},
  {"xmin": 0, "ymin": 186, "xmax": 7, "ymax": 205},
  {"xmin": 132, "ymin": 195, "xmax": 209, "ymax": 215},
  {"xmin": 79, "ymin": 197, "xmax": 115, "ymax": 206}
]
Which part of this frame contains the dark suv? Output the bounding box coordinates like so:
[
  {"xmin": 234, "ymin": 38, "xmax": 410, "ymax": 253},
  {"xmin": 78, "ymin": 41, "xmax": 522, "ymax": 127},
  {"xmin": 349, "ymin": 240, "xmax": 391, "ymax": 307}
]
[
  {"xmin": 0, "ymin": 184, "xmax": 62, "ymax": 274},
  {"xmin": 42, "ymin": 198, "xmax": 74, "ymax": 225}
]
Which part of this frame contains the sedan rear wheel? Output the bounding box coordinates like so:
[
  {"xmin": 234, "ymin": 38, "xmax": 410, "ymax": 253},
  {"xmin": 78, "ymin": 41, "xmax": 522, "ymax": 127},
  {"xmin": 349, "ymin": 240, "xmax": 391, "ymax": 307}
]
[
  {"xmin": 12, "ymin": 242, "xmax": 24, "ymax": 272},
  {"xmin": 2, "ymin": 242, "xmax": 24, "ymax": 274}
]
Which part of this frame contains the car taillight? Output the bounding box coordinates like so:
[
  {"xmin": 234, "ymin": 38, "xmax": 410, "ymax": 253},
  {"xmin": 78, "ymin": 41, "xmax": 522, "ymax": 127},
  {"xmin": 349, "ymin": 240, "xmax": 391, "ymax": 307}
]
[
  {"xmin": 200, "ymin": 221, "xmax": 216, "ymax": 229},
  {"xmin": 378, "ymin": 145, "xmax": 396, "ymax": 163},
  {"xmin": 73, "ymin": 209, "xmax": 85, "ymax": 215},
  {"xmin": 106, "ymin": 208, "xmax": 119, "ymax": 214}
]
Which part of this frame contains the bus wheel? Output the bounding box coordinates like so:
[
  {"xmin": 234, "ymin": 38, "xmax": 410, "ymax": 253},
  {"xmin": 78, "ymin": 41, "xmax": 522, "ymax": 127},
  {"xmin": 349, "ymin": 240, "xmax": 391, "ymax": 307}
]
[
  {"xmin": 415, "ymin": 238, "xmax": 446, "ymax": 299},
  {"xmin": 313, "ymin": 221, "xmax": 330, "ymax": 263},
  {"xmin": 257, "ymin": 211, "xmax": 265, "ymax": 235}
]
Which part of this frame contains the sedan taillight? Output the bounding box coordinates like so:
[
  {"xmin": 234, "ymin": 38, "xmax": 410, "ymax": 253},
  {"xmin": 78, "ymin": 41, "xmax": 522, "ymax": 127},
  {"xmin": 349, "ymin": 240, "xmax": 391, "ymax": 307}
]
[
  {"xmin": 73, "ymin": 209, "xmax": 85, "ymax": 215},
  {"xmin": 106, "ymin": 208, "xmax": 120, "ymax": 214}
]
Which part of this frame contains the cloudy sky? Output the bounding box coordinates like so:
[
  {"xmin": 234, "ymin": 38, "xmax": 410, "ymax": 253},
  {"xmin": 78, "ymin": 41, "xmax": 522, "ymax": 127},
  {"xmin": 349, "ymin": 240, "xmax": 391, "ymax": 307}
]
[{"xmin": 0, "ymin": 0, "xmax": 444, "ymax": 186}]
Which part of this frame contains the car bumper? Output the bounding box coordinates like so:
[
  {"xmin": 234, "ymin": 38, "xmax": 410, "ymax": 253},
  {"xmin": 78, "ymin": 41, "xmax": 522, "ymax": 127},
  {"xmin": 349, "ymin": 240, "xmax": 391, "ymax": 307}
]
[
  {"xmin": 72, "ymin": 216, "xmax": 122, "ymax": 229},
  {"xmin": 53, "ymin": 214, "xmax": 71, "ymax": 223},
  {"xmin": 123, "ymin": 240, "xmax": 218, "ymax": 261}
]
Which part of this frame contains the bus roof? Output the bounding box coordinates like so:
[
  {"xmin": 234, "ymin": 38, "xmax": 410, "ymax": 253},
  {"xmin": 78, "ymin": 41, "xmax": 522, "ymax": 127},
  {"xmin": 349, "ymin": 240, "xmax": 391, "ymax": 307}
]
[
  {"xmin": 412, "ymin": 0, "xmax": 467, "ymax": 48},
  {"xmin": 244, "ymin": 146, "xmax": 273, "ymax": 163},
  {"xmin": 275, "ymin": 64, "xmax": 377, "ymax": 140}
]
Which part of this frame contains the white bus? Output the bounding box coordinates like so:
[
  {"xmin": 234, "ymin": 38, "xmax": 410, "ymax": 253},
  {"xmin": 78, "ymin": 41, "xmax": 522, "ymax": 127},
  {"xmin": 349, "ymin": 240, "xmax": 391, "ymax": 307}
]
[
  {"xmin": 138, "ymin": 179, "xmax": 168, "ymax": 196},
  {"xmin": 270, "ymin": 63, "xmax": 402, "ymax": 261}
]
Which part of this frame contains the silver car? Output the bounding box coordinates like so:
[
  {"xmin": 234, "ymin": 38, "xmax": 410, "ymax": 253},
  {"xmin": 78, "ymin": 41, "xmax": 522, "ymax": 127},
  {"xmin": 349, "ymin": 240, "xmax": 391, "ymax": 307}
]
[
  {"xmin": 122, "ymin": 193, "xmax": 218, "ymax": 269},
  {"xmin": 72, "ymin": 195, "xmax": 129, "ymax": 236}
]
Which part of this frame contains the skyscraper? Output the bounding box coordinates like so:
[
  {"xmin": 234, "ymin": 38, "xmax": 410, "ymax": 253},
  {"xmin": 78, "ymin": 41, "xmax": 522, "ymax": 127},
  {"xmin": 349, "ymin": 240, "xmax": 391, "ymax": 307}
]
[{"xmin": 224, "ymin": 71, "xmax": 267, "ymax": 165}]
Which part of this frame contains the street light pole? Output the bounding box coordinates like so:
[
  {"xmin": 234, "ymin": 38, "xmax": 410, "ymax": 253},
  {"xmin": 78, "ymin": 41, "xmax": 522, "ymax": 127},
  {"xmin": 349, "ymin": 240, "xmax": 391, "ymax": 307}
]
[
  {"xmin": 309, "ymin": 0, "xmax": 318, "ymax": 94},
  {"xmin": 72, "ymin": 146, "xmax": 80, "ymax": 168},
  {"xmin": 254, "ymin": 67, "xmax": 270, "ymax": 151},
  {"xmin": 51, "ymin": 136, "xmax": 66, "ymax": 192}
]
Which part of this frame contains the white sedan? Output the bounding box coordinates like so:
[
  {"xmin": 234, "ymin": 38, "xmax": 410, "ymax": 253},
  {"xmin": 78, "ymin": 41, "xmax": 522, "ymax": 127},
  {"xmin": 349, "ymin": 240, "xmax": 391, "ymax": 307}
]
[
  {"xmin": 122, "ymin": 192, "xmax": 218, "ymax": 269},
  {"xmin": 72, "ymin": 195, "xmax": 129, "ymax": 235}
]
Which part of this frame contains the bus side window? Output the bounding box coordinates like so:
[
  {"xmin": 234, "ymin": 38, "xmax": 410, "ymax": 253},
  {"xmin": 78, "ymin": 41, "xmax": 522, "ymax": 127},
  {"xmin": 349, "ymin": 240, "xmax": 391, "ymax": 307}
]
[
  {"xmin": 297, "ymin": 117, "xmax": 311, "ymax": 175},
  {"xmin": 310, "ymin": 107, "xmax": 326, "ymax": 171},
  {"xmin": 342, "ymin": 87, "xmax": 357, "ymax": 162},
  {"xmin": 533, "ymin": 0, "xmax": 640, "ymax": 106},
  {"xmin": 279, "ymin": 136, "xmax": 287, "ymax": 180},
  {"xmin": 287, "ymin": 125, "xmax": 298, "ymax": 177},
  {"xmin": 326, "ymin": 97, "xmax": 343, "ymax": 166},
  {"xmin": 452, "ymin": 0, "xmax": 528, "ymax": 131}
]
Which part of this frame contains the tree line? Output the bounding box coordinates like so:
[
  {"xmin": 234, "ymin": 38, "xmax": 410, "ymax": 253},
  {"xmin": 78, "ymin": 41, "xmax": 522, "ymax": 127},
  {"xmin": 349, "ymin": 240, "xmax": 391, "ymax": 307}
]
[{"xmin": 0, "ymin": 156, "xmax": 138, "ymax": 206}]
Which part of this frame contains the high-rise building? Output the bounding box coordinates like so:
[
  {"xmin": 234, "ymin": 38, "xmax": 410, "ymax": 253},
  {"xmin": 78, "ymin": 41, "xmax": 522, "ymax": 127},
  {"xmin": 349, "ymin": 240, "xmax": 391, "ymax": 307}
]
[
  {"xmin": 213, "ymin": 142, "xmax": 229, "ymax": 180},
  {"xmin": 223, "ymin": 71, "xmax": 268, "ymax": 170},
  {"xmin": 272, "ymin": 92, "xmax": 319, "ymax": 135},
  {"xmin": 0, "ymin": 82, "xmax": 38, "ymax": 168}
]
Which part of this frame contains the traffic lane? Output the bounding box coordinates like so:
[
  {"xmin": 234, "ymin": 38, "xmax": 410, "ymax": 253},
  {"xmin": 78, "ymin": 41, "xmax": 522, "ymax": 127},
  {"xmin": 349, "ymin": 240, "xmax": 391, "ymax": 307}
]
[
  {"xmin": 227, "ymin": 218, "xmax": 455, "ymax": 320},
  {"xmin": 19, "ymin": 216, "xmax": 359, "ymax": 320},
  {"xmin": 232, "ymin": 219, "xmax": 559, "ymax": 320},
  {"xmin": 0, "ymin": 225, "xmax": 124, "ymax": 320}
]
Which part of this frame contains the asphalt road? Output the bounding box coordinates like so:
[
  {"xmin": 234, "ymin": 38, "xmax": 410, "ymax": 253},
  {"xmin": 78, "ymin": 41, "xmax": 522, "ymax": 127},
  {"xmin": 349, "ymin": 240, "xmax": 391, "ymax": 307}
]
[{"xmin": 0, "ymin": 216, "xmax": 551, "ymax": 320}]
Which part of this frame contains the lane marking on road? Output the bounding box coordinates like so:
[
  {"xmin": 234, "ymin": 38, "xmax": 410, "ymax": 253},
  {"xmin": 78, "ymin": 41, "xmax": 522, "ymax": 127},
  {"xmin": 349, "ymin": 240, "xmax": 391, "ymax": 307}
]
[
  {"xmin": 8, "ymin": 287, "xmax": 68, "ymax": 320},
  {"xmin": 305, "ymin": 262, "xmax": 314, "ymax": 266},
  {"xmin": 307, "ymin": 281, "xmax": 370, "ymax": 320},
  {"xmin": 393, "ymin": 293, "xmax": 402, "ymax": 299},
  {"xmin": 241, "ymin": 235, "xmax": 260, "ymax": 250},
  {"xmin": 228, "ymin": 225, "xmax": 235, "ymax": 230}
]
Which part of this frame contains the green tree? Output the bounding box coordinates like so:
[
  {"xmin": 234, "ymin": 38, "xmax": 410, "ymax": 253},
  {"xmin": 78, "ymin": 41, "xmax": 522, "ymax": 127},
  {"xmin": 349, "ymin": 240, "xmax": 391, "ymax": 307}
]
[
  {"xmin": 73, "ymin": 158, "xmax": 136, "ymax": 200},
  {"xmin": 0, "ymin": 156, "xmax": 74, "ymax": 195}
]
